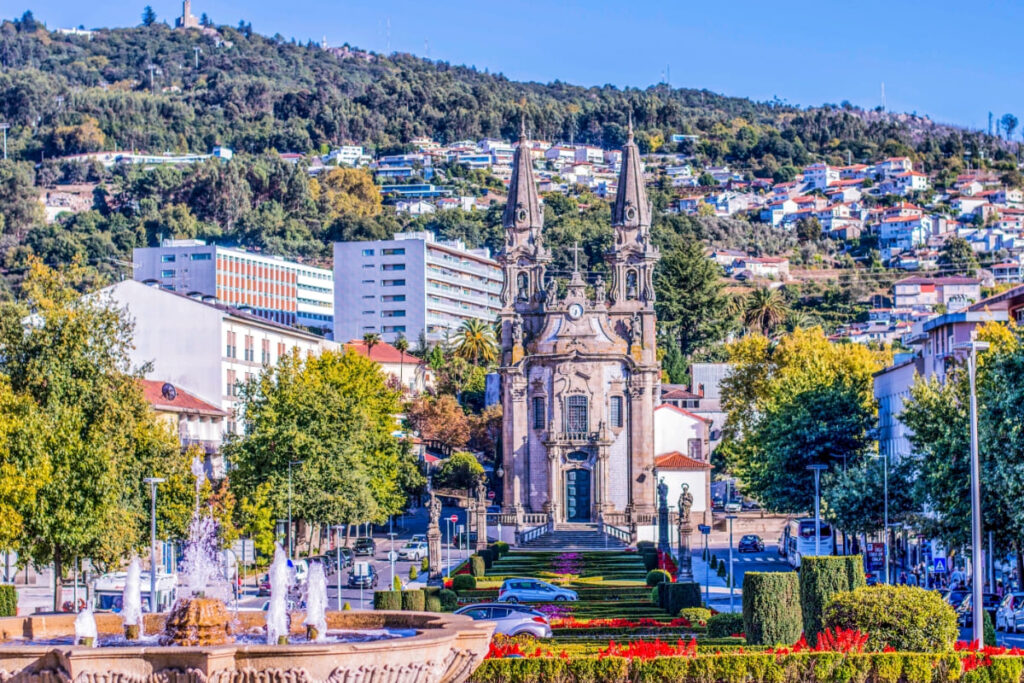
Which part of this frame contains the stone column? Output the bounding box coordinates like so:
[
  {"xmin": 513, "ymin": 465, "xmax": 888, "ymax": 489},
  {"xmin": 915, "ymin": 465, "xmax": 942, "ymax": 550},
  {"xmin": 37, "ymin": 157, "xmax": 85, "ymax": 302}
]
[
  {"xmin": 676, "ymin": 516, "xmax": 694, "ymax": 582},
  {"xmin": 427, "ymin": 524, "xmax": 443, "ymax": 585},
  {"xmin": 547, "ymin": 450, "xmax": 560, "ymax": 523},
  {"xmin": 657, "ymin": 480, "xmax": 670, "ymax": 553},
  {"xmin": 475, "ymin": 489, "xmax": 488, "ymax": 552}
]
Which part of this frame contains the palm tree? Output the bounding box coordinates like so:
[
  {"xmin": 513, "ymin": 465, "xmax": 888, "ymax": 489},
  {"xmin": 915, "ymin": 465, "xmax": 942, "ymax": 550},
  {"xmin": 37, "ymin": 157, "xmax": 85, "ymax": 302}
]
[
  {"xmin": 362, "ymin": 332, "xmax": 381, "ymax": 359},
  {"xmin": 452, "ymin": 319, "xmax": 498, "ymax": 364},
  {"xmin": 394, "ymin": 333, "xmax": 409, "ymax": 389},
  {"xmin": 743, "ymin": 287, "xmax": 789, "ymax": 337},
  {"xmin": 783, "ymin": 310, "xmax": 824, "ymax": 334}
]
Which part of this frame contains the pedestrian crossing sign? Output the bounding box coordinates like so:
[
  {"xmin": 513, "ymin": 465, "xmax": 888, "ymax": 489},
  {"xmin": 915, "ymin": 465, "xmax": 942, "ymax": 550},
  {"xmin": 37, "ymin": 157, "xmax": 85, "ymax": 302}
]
[{"xmin": 934, "ymin": 557, "xmax": 947, "ymax": 573}]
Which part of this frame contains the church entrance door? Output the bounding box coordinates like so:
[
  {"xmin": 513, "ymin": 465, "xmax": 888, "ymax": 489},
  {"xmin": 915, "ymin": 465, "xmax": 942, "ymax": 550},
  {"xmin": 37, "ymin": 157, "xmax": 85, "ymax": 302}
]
[{"xmin": 565, "ymin": 469, "xmax": 591, "ymax": 522}]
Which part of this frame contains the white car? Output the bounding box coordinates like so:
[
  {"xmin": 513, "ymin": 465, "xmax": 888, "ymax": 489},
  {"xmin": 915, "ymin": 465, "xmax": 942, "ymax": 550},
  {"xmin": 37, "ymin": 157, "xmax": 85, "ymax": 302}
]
[
  {"xmin": 398, "ymin": 542, "xmax": 429, "ymax": 561},
  {"xmin": 996, "ymin": 592, "xmax": 1024, "ymax": 632},
  {"xmin": 724, "ymin": 501, "xmax": 742, "ymax": 514}
]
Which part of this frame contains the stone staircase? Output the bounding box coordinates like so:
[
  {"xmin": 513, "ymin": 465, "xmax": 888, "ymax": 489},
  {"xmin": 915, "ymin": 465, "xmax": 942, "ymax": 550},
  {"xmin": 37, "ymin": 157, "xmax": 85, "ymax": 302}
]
[{"xmin": 516, "ymin": 523, "xmax": 630, "ymax": 551}]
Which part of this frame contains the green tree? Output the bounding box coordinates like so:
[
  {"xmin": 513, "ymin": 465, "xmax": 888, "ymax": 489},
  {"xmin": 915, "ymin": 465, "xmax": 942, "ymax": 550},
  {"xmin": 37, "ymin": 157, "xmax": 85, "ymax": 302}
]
[
  {"xmin": 1001, "ymin": 113, "xmax": 1019, "ymax": 141},
  {"xmin": 0, "ymin": 161, "xmax": 44, "ymax": 239},
  {"xmin": 0, "ymin": 260, "xmax": 180, "ymax": 608},
  {"xmin": 796, "ymin": 216, "xmax": 822, "ymax": 243},
  {"xmin": 362, "ymin": 332, "xmax": 381, "ymax": 358},
  {"xmin": 141, "ymin": 6, "xmax": 157, "ymax": 26},
  {"xmin": 743, "ymin": 287, "xmax": 789, "ymax": 336},
  {"xmin": 451, "ymin": 319, "xmax": 498, "ymax": 365},
  {"xmin": 393, "ymin": 333, "xmax": 410, "ymax": 389},
  {"xmin": 654, "ymin": 239, "xmax": 734, "ymax": 360},
  {"xmin": 0, "ymin": 376, "xmax": 50, "ymax": 549},
  {"xmin": 937, "ymin": 236, "xmax": 979, "ymax": 276},
  {"xmin": 432, "ymin": 451, "xmax": 485, "ymax": 491}
]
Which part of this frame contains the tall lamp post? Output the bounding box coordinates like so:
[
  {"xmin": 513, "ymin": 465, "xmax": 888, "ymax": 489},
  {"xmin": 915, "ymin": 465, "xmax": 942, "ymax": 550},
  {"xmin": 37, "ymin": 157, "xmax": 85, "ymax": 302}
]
[
  {"xmin": 287, "ymin": 460, "xmax": 304, "ymax": 559},
  {"xmin": 870, "ymin": 449, "xmax": 891, "ymax": 583},
  {"xmin": 806, "ymin": 464, "xmax": 829, "ymax": 556},
  {"xmin": 726, "ymin": 514, "xmax": 737, "ymax": 612},
  {"xmin": 956, "ymin": 339, "xmax": 989, "ymax": 646},
  {"xmin": 143, "ymin": 477, "xmax": 165, "ymax": 612}
]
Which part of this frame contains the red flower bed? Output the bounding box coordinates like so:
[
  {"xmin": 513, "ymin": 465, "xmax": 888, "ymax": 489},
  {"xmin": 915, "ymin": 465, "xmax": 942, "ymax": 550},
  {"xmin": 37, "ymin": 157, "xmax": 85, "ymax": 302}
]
[
  {"xmin": 598, "ymin": 637, "xmax": 698, "ymax": 660},
  {"xmin": 657, "ymin": 550, "xmax": 678, "ymax": 578},
  {"xmin": 551, "ymin": 616, "xmax": 693, "ymax": 630},
  {"xmin": 485, "ymin": 639, "xmax": 569, "ymax": 660}
]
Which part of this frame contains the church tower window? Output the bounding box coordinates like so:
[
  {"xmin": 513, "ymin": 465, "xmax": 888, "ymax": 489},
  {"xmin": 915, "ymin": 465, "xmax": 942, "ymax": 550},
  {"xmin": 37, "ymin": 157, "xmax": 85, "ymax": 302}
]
[
  {"xmin": 626, "ymin": 270, "xmax": 638, "ymax": 299},
  {"xmin": 532, "ymin": 396, "xmax": 546, "ymax": 429},
  {"xmin": 565, "ymin": 395, "xmax": 589, "ymax": 433},
  {"xmin": 517, "ymin": 272, "xmax": 529, "ymax": 301},
  {"xmin": 610, "ymin": 395, "xmax": 624, "ymax": 428}
]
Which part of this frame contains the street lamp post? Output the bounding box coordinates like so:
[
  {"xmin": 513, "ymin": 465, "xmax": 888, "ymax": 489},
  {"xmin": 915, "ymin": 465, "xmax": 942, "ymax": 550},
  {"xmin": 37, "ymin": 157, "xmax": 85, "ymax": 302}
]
[
  {"xmin": 287, "ymin": 460, "xmax": 303, "ymax": 559},
  {"xmin": 726, "ymin": 514, "xmax": 737, "ymax": 612},
  {"xmin": 806, "ymin": 464, "xmax": 829, "ymax": 556},
  {"xmin": 870, "ymin": 449, "xmax": 891, "ymax": 583},
  {"xmin": 956, "ymin": 339, "xmax": 990, "ymax": 646},
  {"xmin": 143, "ymin": 477, "xmax": 165, "ymax": 612}
]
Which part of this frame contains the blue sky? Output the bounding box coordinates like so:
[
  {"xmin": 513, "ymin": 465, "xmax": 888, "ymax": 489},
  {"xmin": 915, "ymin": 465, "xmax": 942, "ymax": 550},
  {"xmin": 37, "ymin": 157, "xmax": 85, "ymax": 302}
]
[{"xmin": 17, "ymin": 0, "xmax": 1024, "ymax": 131}]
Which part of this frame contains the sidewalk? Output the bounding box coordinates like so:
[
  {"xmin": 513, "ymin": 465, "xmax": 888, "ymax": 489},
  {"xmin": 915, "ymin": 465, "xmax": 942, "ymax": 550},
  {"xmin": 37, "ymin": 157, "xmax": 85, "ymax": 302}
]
[{"xmin": 688, "ymin": 551, "xmax": 742, "ymax": 613}]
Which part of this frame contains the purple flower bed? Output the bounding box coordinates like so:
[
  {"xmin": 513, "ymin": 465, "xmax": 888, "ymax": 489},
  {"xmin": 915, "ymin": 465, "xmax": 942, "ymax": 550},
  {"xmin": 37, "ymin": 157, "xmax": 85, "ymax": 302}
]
[
  {"xmin": 552, "ymin": 552, "xmax": 583, "ymax": 574},
  {"xmin": 536, "ymin": 603, "xmax": 574, "ymax": 619}
]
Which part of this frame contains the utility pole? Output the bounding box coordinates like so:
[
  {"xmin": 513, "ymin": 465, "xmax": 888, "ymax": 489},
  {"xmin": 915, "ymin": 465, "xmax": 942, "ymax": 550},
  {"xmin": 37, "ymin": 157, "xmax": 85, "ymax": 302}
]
[
  {"xmin": 0, "ymin": 123, "xmax": 8, "ymax": 161},
  {"xmin": 807, "ymin": 464, "xmax": 829, "ymax": 556},
  {"xmin": 193, "ymin": 46, "xmax": 200, "ymax": 69}
]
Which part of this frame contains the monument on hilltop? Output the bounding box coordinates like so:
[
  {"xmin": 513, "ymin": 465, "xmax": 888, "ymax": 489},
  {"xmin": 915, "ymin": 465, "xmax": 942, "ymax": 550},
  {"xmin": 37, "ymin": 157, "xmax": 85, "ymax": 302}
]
[{"xmin": 176, "ymin": 0, "xmax": 199, "ymax": 29}]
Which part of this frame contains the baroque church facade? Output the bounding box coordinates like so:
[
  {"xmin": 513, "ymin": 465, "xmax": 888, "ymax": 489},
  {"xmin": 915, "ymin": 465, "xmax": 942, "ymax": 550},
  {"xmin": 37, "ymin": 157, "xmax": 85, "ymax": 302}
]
[{"xmin": 498, "ymin": 121, "xmax": 661, "ymax": 535}]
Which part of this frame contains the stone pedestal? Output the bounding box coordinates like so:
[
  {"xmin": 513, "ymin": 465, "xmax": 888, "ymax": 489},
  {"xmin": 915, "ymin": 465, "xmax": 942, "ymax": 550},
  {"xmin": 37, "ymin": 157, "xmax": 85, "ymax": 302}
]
[
  {"xmin": 427, "ymin": 523, "xmax": 443, "ymax": 585},
  {"xmin": 676, "ymin": 520, "xmax": 694, "ymax": 582},
  {"xmin": 657, "ymin": 501, "xmax": 670, "ymax": 553}
]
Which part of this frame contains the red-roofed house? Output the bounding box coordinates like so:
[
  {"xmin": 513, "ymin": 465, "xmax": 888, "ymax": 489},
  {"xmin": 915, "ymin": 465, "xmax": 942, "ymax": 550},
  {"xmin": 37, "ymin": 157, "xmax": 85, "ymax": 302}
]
[
  {"xmin": 139, "ymin": 379, "xmax": 228, "ymax": 477},
  {"xmin": 343, "ymin": 339, "xmax": 432, "ymax": 393},
  {"xmin": 653, "ymin": 403, "xmax": 712, "ymax": 525}
]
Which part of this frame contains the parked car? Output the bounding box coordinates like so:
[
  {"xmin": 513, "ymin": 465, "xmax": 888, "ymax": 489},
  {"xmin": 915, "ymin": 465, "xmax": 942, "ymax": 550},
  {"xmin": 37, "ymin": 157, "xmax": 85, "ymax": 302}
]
[
  {"xmin": 454, "ymin": 603, "xmax": 552, "ymax": 637},
  {"xmin": 347, "ymin": 563, "xmax": 379, "ymax": 589},
  {"xmin": 260, "ymin": 599, "xmax": 299, "ymax": 611},
  {"xmin": 738, "ymin": 534, "xmax": 764, "ymax": 553},
  {"xmin": 257, "ymin": 575, "xmax": 271, "ymax": 596},
  {"xmin": 398, "ymin": 542, "xmax": 429, "ymax": 561},
  {"xmin": 996, "ymin": 592, "xmax": 1024, "ymax": 632},
  {"xmin": 741, "ymin": 499, "xmax": 761, "ymax": 511},
  {"xmin": 957, "ymin": 593, "xmax": 1001, "ymax": 627},
  {"xmin": 353, "ymin": 538, "xmax": 376, "ymax": 557},
  {"xmin": 409, "ymin": 534, "xmax": 427, "ymax": 545},
  {"xmin": 944, "ymin": 589, "xmax": 970, "ymax": 607},
  {"xmin": 723, "ymin": 501, "xmax": 742, "ymax": 514},
  {"xmin": 335, "ymin": 547, "xmax": 354, "ymax": 569},
  {"xmin": 497, "ymin": 578, "xmax": 578, "ymax": 603}
]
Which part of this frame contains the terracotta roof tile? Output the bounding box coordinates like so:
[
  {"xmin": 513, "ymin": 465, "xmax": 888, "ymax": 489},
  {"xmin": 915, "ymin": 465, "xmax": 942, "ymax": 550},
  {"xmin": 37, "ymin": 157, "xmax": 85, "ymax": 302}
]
[
  {"xmin": 655, "ymin": 451, "xmax": 711, "ymax": 470},
  {"xmin": 139, "ymin": 380, "xmax": 226, "ymax": 416},
  {"xmin": 344, "ymin": 340, "xmax": 424, "ymax": 365}
]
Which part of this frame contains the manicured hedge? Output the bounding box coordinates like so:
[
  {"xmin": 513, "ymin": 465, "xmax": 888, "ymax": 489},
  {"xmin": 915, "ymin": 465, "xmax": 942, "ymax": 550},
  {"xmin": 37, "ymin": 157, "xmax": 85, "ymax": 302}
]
[
  {"xmin": 452, "ymin": 574, "xmax": 477, "ymax": 592},
  {"xmin": 799, "ymin": 555, "xmax": 865, "ymax": 645},
  {"xmin": 491, "ymin": 542, "xmax": 510, "ymax": 557},
  {"xmin": 707, "ymin": 612, "xmax": 745, "ymax": 638},
  {"xmin": 657, "ymin": 582, "xmax": 702, "ymax": 615},
  {"xmin": 0, "ymin": 585, "xmax": 15, "ymax": 617},
  {"xmin": 469, "ymin": 652, "xmax": 974, "ymax": 683},
  {"xmin": 372, "ymin": 590, "xmax": 402, "ymax": 610},
  {"xmin": 679, "ymin": 607, "xmax": 712, "ymax": 626},
  {"xmin": 401, "ymin": 589, "xmax": 426, "ymax": 612},
  {"xmin": 646, "ymin": 569, "xmax": 672, "ymax": 586},
  {"xmin": 470, "ymin": 554, "xmax": 486, "ymax": 577},
  {"xmin": 823, "ymin": 584, "xmax": 958, "ymax": 652},
  {"xmin": 479, "ymin": 548, "xmax": 495, "ymax": 569},
  {"xmin": 743, "ymin": 571, "xmax": 802, "ymax": 646},
  {"xmin": 439, "ymin": 589, "xmax": 459, "ymax": 612},
  {"xmin": 424, "ymin": 594, "xmax": 442, "ymax": 612}
]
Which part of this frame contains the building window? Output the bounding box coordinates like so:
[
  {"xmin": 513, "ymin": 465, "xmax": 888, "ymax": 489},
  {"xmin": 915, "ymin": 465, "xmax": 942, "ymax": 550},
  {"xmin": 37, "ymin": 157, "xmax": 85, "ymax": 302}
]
[
  {"xmin": 160, "ymin": 269, "xmax": 174, "ymax": 278},
  {"xmin": 565, "ymin": 395, "xmax": 588, "ymax": 433},
  {"xmin": 626, "ymin": 270, "xmax": 638, "ymax": 299},
  {"xmin": 277, "ymin": 342, "xmax": 286, "ymax": 359},
  {"xmin": 382, "ymin": 263, "xmax": 406, "ymax": 271},
  {"xmin": 383, "ymin": 279, "xmax": 406, "ymax": 287},
  {"xmin": 225, "ymin": 331, "xmax": 237, "ymax": 359},
  {"xmin": 610, "ymin": 396, "xmax": 623, "ymax": 428},
  {"xmin": 262, "ymin": 339, "xmax": 270, "ymax": 365},
  {"xmin": 382, "ymin": 310, "xmax": 406, "ymax": 318},
  {"xmin": 361, "ymin": 279, "xmax": 375, "ymax": 284},
  {"xmin": 226, "ymin": 369, "xmax": 237, "ymax": 397},
  {"xmin": 161, "ymin": 255, "xmax": 175, "ymax": 263},
  {"xmin": 383, "ymin": 325, "xmax": 406, "ymax": 333},
  {"xmin": 382, "ymin": 295, "xmax": 406, "ymax": 302},
  {"xmin": 532, "ymin": 396, "xmax": 545, "ymax": 429},
  {"xmin": 191, "ymin": 253, "xmax": 212, "ymax": 261},
  {"xmin": 362, "ymin": 264, "xmax": 375, "ymax": 269},
  {"xmin": 362, "ymin": 249, "xmax": 375, "ymax": 256},
  {"xmin": 244, "ymin": 335, "xmax": 254, "ymax": 361},
  {"xmin": 382, "ymin": 248, "xmax": 406, "ymax": 256}
]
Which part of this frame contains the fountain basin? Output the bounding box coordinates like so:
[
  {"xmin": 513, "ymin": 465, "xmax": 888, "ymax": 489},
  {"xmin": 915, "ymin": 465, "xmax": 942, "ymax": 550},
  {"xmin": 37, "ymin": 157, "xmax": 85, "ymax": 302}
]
[{"xmin": 0, "ymin": 610, "xmax": 494, "ymax": 683}]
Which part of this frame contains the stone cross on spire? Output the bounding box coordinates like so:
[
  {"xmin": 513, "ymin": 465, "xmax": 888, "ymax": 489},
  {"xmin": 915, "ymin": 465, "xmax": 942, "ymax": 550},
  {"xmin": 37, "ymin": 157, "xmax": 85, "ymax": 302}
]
[
  {"xmin": 568, "ymin": 242, "xmax": 584, "ymax": 273},
  {"xmin": 502, "ymin": 113, "xmax": 543, "ymax": 233}
]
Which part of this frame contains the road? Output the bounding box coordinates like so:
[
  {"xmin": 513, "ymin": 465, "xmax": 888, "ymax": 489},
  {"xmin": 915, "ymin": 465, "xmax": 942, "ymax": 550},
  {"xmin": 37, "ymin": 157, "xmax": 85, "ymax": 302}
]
[
  {"xmin": 705, "ymin": 540, "xmax": 794, "ymax": 586},
  {"xmin": 233, "ymin": 503, "xmax": 473, "ymax": 612}
]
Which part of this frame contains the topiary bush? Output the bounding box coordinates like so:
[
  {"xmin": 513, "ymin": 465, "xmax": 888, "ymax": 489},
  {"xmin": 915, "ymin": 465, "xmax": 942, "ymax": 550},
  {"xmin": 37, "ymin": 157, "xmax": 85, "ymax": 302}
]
[
  {"xmin": 401, "ymin": 589, "xmax": 426, "ymax": 612},
  {"xmin": 823, "ymin": 584, "xmax": 958, "ymax": 652},
  {"xmin": 372, "ymin": 590, "xmax": 402, "ymax": 610},
  {"xmin": 452, "ymin": 574, "xmax": 477, "ymax": 592},
  {"xmin": 657, "ymin": 582, "xmax": 702, "ymax": 615},
  {"xmin": 0, "ymin": 585, "xmax": 15, "ymax": 617},
  {"xmin": 470, "ymin": 554, "xmax": 486, "ymax": 577},
  {"xmin": 409, "ymin": 565, "xmax": 419, "ymax": 581},
  {"xmin": 392, "ymin": 575, "xmax": 402, "ymax": 590},
  {"xmin": 439, "ymin": 589, "xmax": 459, "ymax": 612},
  {"xmin": 421, "ymin": 556, "xmax": 429, "ymax": 572},
  {"xmin": 799, "ymin": 555, "xmax": 866, "ymax": 646},
  {"xmin": 679, "ymin": 607, "xmax": 712, "ymax": 626},
  {"xmin": 717, "ymin": 562, "xmax": 727, "ymax": 578},
  {"xmin": 650, "ymin": 586, "xmax": 660, "ymax": 604},
  {"xmin": 707, "ymin": 612, "xmax": 746, "ymax": 638},
  {"xmin": 710, "ymin": 555, "xmax": 717, "ymax": 569},
  {"xmin": 478, "ymin": 548, "xmax": 494, "ymax": 569},
  {"xmin": 424, "ymin": 594, "xmax": 442, "ymax": 612},
  {"xmin": 646, "ymin": 569, "xmax": 672, "ymax": 586},
  {"xmin": 985, "ymin": 610, "xmax": 997, "ymax": 647},
  {"xmin": 492, "ymin": 541, "xmax": 509, "ymax": 557},
  {"xmin": 743, "ymin": 572, "xmax": 802, "ymax": 646}
]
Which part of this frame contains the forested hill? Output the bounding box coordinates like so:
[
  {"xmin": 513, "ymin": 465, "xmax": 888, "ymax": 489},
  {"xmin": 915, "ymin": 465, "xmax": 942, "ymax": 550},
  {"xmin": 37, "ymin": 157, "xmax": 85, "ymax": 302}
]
[{"xmin": 0, "ymin": 15, "xmax": 1000, "ymax": 165}]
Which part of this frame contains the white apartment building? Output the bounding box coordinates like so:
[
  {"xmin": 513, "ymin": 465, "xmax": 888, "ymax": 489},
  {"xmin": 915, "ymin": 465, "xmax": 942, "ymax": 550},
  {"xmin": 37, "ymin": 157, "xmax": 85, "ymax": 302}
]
[
  {"xmin": 803, "ymin": 163, "xmax": 840, "ymax": 190},
  {"xmin": 133, "ymin": 240, "xmax": 334, "ymax": 334},
  {"xmin": 333, "ymin": 231, "xmax": 502, "ymax": 344},
  {"xmin": 325, "ymin": 146, "xmax": 369, "ymax": 166},
  {"xmin": 102, "ymin": 280, "xmax": 337, "ymax": 433}
]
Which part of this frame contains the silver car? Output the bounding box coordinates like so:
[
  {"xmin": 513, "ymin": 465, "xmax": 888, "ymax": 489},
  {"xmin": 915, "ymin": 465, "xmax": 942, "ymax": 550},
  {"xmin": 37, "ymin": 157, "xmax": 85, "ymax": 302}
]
[
  {"xmin": 996, "ymin": 592, "xmax": 1024, "ymax": 632},
  {"xmin": 398, "ymin": 542, "xmax": 428, "ymax": 560},
  {"xmin": 497, "ymin": 578, "xmax": 578, "ymax": 603},
  {"xmin": 454, "ymin": 603, "xmax": 552, "ymax": 637}
]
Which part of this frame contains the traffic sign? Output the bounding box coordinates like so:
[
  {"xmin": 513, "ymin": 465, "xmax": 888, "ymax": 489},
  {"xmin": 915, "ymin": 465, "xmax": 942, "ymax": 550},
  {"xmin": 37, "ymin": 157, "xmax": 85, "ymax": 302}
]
[
  {"xmin": 697, "ymin": 524, "xmax": 711, "ymax": 534},
  {"xmin": 934, "ymin": 557, "xmax": 948, "ymax": 574},
  {"xmin": 387, "ymin": 551, "xmax": 398, "ymax": 562},
  {"xmin": 487, "ymin": 491, "xmax": 496, "ymax": 500},
  {"xmin": 449, "ymin": 515, "xmax": 458, "ymax": 523}
]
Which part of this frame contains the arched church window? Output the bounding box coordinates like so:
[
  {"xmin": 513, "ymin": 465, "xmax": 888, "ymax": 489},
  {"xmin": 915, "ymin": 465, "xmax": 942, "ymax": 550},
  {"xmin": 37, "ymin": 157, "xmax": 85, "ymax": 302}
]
[
  {"xmin": 532, "ymin": 396, "xmax": 546, "ymax": 429},
  {"xmin": 610, "ymin": 396, "xmax": 624, "ymax": 428},
  {"xmin": 517, "ymin": 272, "xmax": 529, "ymax": 301},
  {"xmin": 565, "ymin": 395, "xmax": 589, "ymax": 433},
  {"xmin": 626, "ymin": 270, "xmax": 638, "ymax": 300}
]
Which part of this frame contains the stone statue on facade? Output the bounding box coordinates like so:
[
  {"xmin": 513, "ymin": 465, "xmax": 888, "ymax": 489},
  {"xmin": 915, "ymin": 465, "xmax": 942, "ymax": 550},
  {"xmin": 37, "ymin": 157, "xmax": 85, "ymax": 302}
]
[
  {"xmin": 429, "ymin": 493, "xmax": 442, "ymax": 527},
  {"xmin": 594, "ymin": 275, "xmax": 606, "ymax": 305},
  {"xmin": 511, "ymin": 314, "xmax": 524, "ymax": 346},
  {"xmin": 626, "ymin": 310, "xmax": 643, "ymax": 349},
  {"xmin": 545, "ymin": 276, "xmax": 558, "ymax": 306},
  {"xmin": 677, "ymin": 483, "xmax": 693, "ymax": 521},
  {"xmin": 427, "ymin": 492, "xmax": 443, "ymax": 583},
  {"xmin": 675, "ymin": 484, "xmax": 694, "ymax": 582}
]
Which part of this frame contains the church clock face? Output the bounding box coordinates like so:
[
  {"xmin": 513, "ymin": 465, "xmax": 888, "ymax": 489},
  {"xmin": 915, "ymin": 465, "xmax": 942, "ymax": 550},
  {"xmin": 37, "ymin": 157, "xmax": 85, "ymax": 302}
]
[{"xmin": 568, "ymin": 303, "xmax": 584, "ymax": 320}]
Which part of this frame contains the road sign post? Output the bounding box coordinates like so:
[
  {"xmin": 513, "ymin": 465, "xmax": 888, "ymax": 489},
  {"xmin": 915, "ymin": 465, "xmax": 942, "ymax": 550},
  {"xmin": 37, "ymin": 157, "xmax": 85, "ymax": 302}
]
[{"xmin": 698, "ymin": 524, "xmax": 711, "ymax": 606}]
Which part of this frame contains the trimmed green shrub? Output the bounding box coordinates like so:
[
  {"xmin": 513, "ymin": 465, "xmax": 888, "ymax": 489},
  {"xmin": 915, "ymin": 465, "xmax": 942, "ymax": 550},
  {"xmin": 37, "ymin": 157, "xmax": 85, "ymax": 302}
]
[
  {"xmin": 392, "ymin": 575, "xmax": 402, "ymax": 590},
  {"xmin": 657, "ymin": 581, "xmax": 702, "ymax": 615},
  {"xmin": 799, "ymin": 555, "xmax": 865, "ymax": 646},
  {"xmin": 492, "ymin": 541, "xmax": 510, "ymax": 557},
  {"xmin": 646, "ymin": 569, "xmax": 672, "ymax": 586},
  {"xmin": 372, "ymin": 590, "xmax": 402, "ymax": 610},
  {"xmin": 452, "ymin": 574, "xmax": 477, "ymax": 592},
  {"xmin": 470, "ymin": 554, "xmax": 486, "ymax": 577},
  {"xmin": 401, "ymin": 589, "xmax": 426, "ymax": 611},
  {"xmin": 409, "ymin": 565, "xmax": 419, "ymax": 580},
  {"xmin": 478, "ymin": 548, "xmax": 494, "ymax": 569},
  {"xmin": 710, "ymin": 555, "xmax": 717, "ymax": 569},
  {"xmin": 743, "ymin": 571, "xmax": 802, "ymax": 646},
  {"xmin": 985, "ymin": 610, "xmax": 997, "ymax": 648},
  {"xmin": 639, "ymin": 549, "xmax": 658, "ymax": 571},
  {"xmin": 717, "ymin": 562, "xmax": 727, "ymax": 577},
  {"xmin": 707, "ymin": 612, "xmax": 746, "ymax": 638},
  {"xmin": 424, "ymin": 594, "xmax": 442, "ymax": 612},
  {"xmin": 439, "ymin": 589, "xmax": 459, "ymax": 612},
  {"xmin": 823, "ymin": 584, "xmax": 957, "ymax": 652},
  {"xmin": 679, "ymin": 607, "xmax": 712, "ymax": 626},
  {"xmin": 650, "ymin": 586, "xmax": 660, "ymax": 604},
  {"xmin": 0, "ymin": 585, "xmax": 15, "ymax": 617},
  {"xmin": 421, "ymin": 556, "xmax": 429, "ymax": 572}
]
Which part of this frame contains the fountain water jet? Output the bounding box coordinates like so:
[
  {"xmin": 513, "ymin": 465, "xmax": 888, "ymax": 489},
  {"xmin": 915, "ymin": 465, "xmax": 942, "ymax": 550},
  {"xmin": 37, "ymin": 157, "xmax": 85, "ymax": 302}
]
[
  {"xmin": 303, "ymin": 560, "xmax": 328, "ymax": 642},
  {"xmin": 74, "ymin": 608, "xmax": 97, "ymax": 647},
  {"xmin": 122, "ymin": 558, "xmax": 142, "ymax": 640},
  {"xmin": 265, "ymin": 545, "xmax": 290, "ymax": 644}
]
